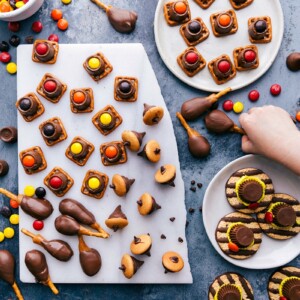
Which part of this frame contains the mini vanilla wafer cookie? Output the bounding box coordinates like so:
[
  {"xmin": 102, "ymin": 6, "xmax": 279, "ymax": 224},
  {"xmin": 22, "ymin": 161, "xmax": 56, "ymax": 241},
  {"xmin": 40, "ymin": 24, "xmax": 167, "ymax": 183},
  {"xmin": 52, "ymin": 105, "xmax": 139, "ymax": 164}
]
[
  {"xmin": 225, "ymin": 168, "xmax": 274, "ymax": 214},
  {"xmin": 208, "ymin": 272, "xmax": 254, "ymax": 300},
  {"xmin": 215, "ymin": 212, "xmax": 262, "ymax": 260},
  {"xmin": 268, "ymin": 266, "xmax": 300, "ymax": 300},
  {"xmin": 257, "ymin": 193, "xmax": 300, "ymax": 240}
]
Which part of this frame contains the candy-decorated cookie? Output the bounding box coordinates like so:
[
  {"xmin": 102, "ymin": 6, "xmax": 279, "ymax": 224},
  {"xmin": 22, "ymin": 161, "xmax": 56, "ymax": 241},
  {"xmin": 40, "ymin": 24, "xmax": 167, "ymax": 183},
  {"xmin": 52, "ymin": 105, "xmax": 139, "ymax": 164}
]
[
  {"xmin": 137, "ymin": 193, "xmax": 161, "ymax": 216},
  {"xmin": 248, "ymin": 16, "xmax": 272, "ymax": 44},
  {"xmin": 130, "ymin": 234, "xmax": 152, "ymax": 256},
  {"xmin": 162, "ymin": 251, "xmax": 184, "ymax": 273},
  {"xmin": 164, "ymin": 0, "xmax": 191, "ymax": 26},
  {"xmin": 109, "ymin": 174, "xmax": 135, "ymax": 197},
  {"xmin": 119, "ymin": 254, "xmax": 144, "ymax": 279},
  {"xmin": 105, "ymin": 205, "xmax": 128, "ymax": 232}
]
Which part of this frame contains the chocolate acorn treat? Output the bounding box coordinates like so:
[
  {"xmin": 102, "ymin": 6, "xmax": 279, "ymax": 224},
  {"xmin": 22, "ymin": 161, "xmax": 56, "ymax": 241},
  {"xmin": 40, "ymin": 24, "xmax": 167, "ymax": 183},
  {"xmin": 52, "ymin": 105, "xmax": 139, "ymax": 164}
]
[
  {"xmin": 36, "ymin": 73, "xmax": 67, "ymax": 103},
  {"xmin": 210, "ymin": 10, "xmax": 238, "ymax": 37},
  {"xmin": 180, "ymin": 18, "xmax": 209, "ymax": 46},
  {"xmin": 143, "ymin": 103, "xmax": 164, "ymax": 126},
  {"xmin": 268, "ymin": 266, "xmax": 300, "ymax": 300},
  {"xmin": 100, "ymin": 141, "xmax": 127, "ymax": 166},
  {"xmin": 162, "ymin": 251, "xmax": 184, "ymax": 273},
  {"xmin": 21, "ymin": 228, "xmax": 74, "ymax": 262},
  {"xmin": 114, "ymin": 76, "xmax": 138, "ymax": 102},
  {"xmin": 59, "ymin": 198, "xmax": 109, "ymax": 237},
  {"xmin": 248, "ymin": 16, "xmax": 272, "ymax": 44},
  {"xmin": 164, "ymin": 0, "xmax": 191, "ymax": 26},
  {"xmin": 70, "ymin": 88, "xmax": 94, "ymax": 113},
  {"xmin": 205, "ymin": 110, "xmax": 245, "ymax": 134},
  {"xmin": 257, "ymin": 193, "xmax": 300, "ymax": 240},
  {"xmin": 16, "ymin": 93, "xmax": 45, "ymax": 122},
  {"xmin": 176, "ymin": 112, "xmax": 211, "ymax": 158},
  {"xmin": 32, "ymin": 40, "xmax": 59, "ymax": 64},
  {"xmin": 208, "ymin": 55, "xmax": 237, "ymax": 85},
  {"xmin": 110, "ymin": 174, "xmax": 135, "ymax": 197},
  {"xmin": 286, "ymin": 52, "xmax": 300, "ymax": 72},
  {"xmin": 0, "ymin": 250, "xmax": 24, "ymax": 300},
  {"xmin": 19, "ymin": 146, "xmax": 47, "ymax": 175},
  {"xmin": 0, "ymin": 188, "xmax": 53, "ymax": 220},
  {"xmin": 208, "ymin": 272, "xmax": 254, "ymax": 300},
  {"xmin": 193, "ymin": 0, "xmax": 214, "ymax": 9},
  {"xmin": 0, "ymin": 160, "xmax": 9, "ymax": 177},
  {"xmin": 233, "ymin": 45, "xmax": 259, "ymax": 71},
  {"xmin": 0, "ymin": 126, "xmax": 17, "ymax": 143},
  {"xmin": 225, "ymin": 168, "xmax": 274, "ymax": 214},
  {"xmin": 44, "ymin": 167, "xmax": 74, "ymax": 197},
  {"xmin": 39, "ymin": 117, "xmax": 68, "ymax": 146},
  {"xmin": 229, "ymin": 0, "xmax": 254, "ymax": 10},
  {"xmin": 137, "ymin": 193, "xmax": 161, "ymax": 216},
  {"xmin": 155, "ymin": 164, "xmax": 176, "ymax": 187},
  {"xmin": 78, "ymin": 235, "xmax": 102, "ymax": 277},
  {"xmin": 215, "ymin": 212, "xmax": 262, "ymax": 260},
  {"xmin": 105, "ymin": 205, "xmax": 128, "ymax": 232},
  {"xmin": 119, "ymin": 254, "xmax": 144, "ymax": 279},
  {"xmin": 25, "ymin": 250, "xmax": 59, "ymax": 295},
  {"xmin": 81, "ymin": 170, "xmax": 109, "ymax": 199},
  {"xmin": 138, "ymin": 140, "xmax": 161, "ymax": 163},
  {"xmin": 177, "ymin": 47, "xmax": 206, "ymax": 77},
  {"xmin": 130, "ymin": 234, "xmax": 152, "ymax": 256},
  {"xmin": 121, "ymin": 130, "xmax": 145, "ymax": 152}
]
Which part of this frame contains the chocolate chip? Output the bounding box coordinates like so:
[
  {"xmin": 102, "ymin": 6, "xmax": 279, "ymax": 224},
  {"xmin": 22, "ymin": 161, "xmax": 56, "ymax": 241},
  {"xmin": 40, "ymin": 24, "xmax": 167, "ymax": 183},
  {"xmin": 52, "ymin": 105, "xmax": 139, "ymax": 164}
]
[
  {"xmin": 178, "ymin": 237, "xmax": 184, "ymax": 243},
  {"xmin": 170, "ymin": 256, "xmax": 179, "ymax": 263},
  {"xmin": 9, "ymin": 35, "xmax": 20, "ymax": 47},
  {"xmin": 197, "ymin": 183, "xmax": 203, "ymax": 188},
  {"xmin": 25, "ymin": 36, "xmax": 34, "ymax": 44},
  {"xmin": 0, "ymin": 41, "xmax": 10, "ymax": 52},
  {"xmin": 199, "ymin": 206, "xmax": 202, "ymax": 213},
  {"xmin": 160, "ymin": 234, "xmax": 166, "ymax": 239},
  {"xmin": 134, "ymin": 236, "xmax": 141, "ymax": 244},
  {"xmin": 160, "ymin": 166, "xmax": 166, "ymax": 174},
  {"xmin": 190, "ymin": 187, "xmax": 196, "ymax": 192},
  {"xmin": 185, "ymin": 221, "xmax": 189, "ymax": 228},
  {"xmin": 169, "ymin": 217, "xmax": 175, "ymax": 222},
  {"xmin": 191, "ymin": 180, "xmax": 195, "ymax": 185},
  {"xmin": 189, "ymin": 208, "xmax": 195, "ymax": 214}
]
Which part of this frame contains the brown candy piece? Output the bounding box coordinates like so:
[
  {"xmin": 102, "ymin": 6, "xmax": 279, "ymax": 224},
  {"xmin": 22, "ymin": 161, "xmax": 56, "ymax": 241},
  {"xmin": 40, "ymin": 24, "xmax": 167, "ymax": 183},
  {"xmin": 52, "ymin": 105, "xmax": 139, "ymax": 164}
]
[
  {"xmin": 105, "ymin": 205, "xmax": 128, "ymax": 232},
  {"xmin": 282, "ymin": 278, "xmax": 300, "ymax": 300},
  {"xmin": 0, "ymin": 127, "xmax": 17, "ymax": 143},
  {"xmin": 122, "ymin": 130, "xmax": 145, "ymax": 152},
  {"xmin": 109, "ymin": 174, "xmax": 135, "ymax": 197},
  {"xmin": 286, "ymin": 52, "xmax": 300, "ymax": 72},
  {"xmin": 143, "ymin": 103, "xmax": 164, "ymax": 125},
  {"xmin": 238, "ymin": 180, "xmax": 264, "ymax": 203},
  {"xmin": 130, "ymin": 234, "xmax": 152, "ymax": 256},
  {"xmin": 138, "ymin": 140, "xmax": 161, "ymax": 163},
  {"xmin": 162, "ymin": 251, "xmax": 184, "ymax": 273},
  {"xmin": 119, "ymin": 254, "xmax": 144, "ymax": 279},
  {"xmin": 273, "ymin": 204, "xmax": 296, "ymax": 227},
  {"xmin": 217, "ymin": 284, "xmax": 241, "ymax": 300},
  {"xmin": 0, "ymin": 160, "xmax": 9, "ymax": 177},
  {"xmin": 229, "ymin": 224, "xmax": 254, "ymax": 248},
  {"xmin": 137, "ymin": 193, "xmax": 161, "ymax": 216},
  {"xmin": 155, "ymin": 164, "xmax": 176, "ymax": 187}
]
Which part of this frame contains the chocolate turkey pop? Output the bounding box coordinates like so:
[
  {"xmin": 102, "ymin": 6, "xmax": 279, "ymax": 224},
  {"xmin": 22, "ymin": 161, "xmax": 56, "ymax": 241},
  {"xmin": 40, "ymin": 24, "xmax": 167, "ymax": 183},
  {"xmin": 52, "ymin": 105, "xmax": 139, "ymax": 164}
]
[
  {"xmin": 0, "ymin": 188, "xmax": 53, "ymax": 220},
  {"xmin": 90, "ymin": 0, "xmax": 138, "ymax": 33},
  {"xmin": 176, "ymin": 112, "xmax": 211, "ymax": 158},
  {"xmin": 25, "ymin": 250, "xmax": 59, "ymax": 295},
  {"xmin": 0, "ymin": 250, "xmax": 24, "ymax": 300}
]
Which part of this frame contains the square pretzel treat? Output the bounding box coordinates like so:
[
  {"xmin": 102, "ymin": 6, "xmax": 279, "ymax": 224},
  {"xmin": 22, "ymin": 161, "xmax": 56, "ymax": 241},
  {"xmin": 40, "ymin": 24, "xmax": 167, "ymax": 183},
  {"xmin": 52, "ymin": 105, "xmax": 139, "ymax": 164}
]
[
  {"xmin": 177, "ymin": 47, "xmax": 206, "ymax": 77},
  {"xmin": 164, "ymin": 0, "xmax": 191, "ymax": 26},
  {"xmin": 92, "ymin": 105, "xmax": 123, "ymax": 136},
  {"xmin": 193, "ymin": 0, "xmax": 215, "ymax": 9},
  {"xmin": 208, "ymin": 54, "xmax": 237, "ymax": 85},
  {"xmin": 70, "ymin": 88, "xmax": 94, "ymax": 113},
  {"xmin": 100, "ymin": 141, "xmax": 127, "ymax": 166},
  {"xmin": 32, "ymin": 40, "xmax": 59, "ymax": 64},
  {"xmin": 83, "ymin": 52, "xmax": 113, "ymax": 82},
  {"xmin": 16, "ymin": 93, "xmax": 45, "ymax": 122},
  {"xmin": 229, "ymin": 0, "xmax": 254, "ymax": 10},
  {"xmin": 65, "ymin": 136, "xmax": 95, "ymax": 166},
  {"xmin": 233, "ymin": 45, "xmax": 259, "ymax": 71},
  {"xmin": 36, "ymin": 73, "xmax": 67, "ymax": 103},
  {"xmin": 39, "ymin": 117, "xmax": 68, "ymax": 147},
  {"xmin": 114, "ymin": 77, "xmax": 138, "ymax": 102},
  {"xmin": 210, "ymin": 10, "xmax": 238, "ymax": 37},
  {"xmin": 44, "ymin": 167, "xmax": 74, "ymax": 197},
  {"xmin": 19, "ymin": 146, "xmax": 47, "ymax": 175},
  {"xmin": 81, "ymin": 170, "xmax": 109, "ymax": 199},
  {"xmin": 248, "ymin": 16, "xmax": 272, "ymax": 44},
  {"xmin": 180, "ymin": 17, "xmax": 210, "ymax": 46}
]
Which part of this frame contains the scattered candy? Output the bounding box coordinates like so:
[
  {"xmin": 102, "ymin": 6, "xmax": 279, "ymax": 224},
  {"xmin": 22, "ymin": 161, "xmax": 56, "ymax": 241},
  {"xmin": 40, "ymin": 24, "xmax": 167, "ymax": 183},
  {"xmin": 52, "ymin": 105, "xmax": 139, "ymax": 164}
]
[
  {"xmin": 25, "ymin": 36, "xmax": 34, "ymax": 44},
  {"xmin": 15, "ymin": 1, "xmax": 24, "ymax": 8},
  {"xmin": 270, "ymin": 84, "xmax": 281, "ymax": 96},
  {"xmin": 279, "ymin": 297, "xmax": 287, "ymax": 300},
  {"xmin": 48, "ymin": 34, "xmax": 59, "ymax": 43},
  {"xmin": 0, "ymin": 206, "xmax": 12, "ymax": 218},
  {"xmin": 222, "ymin": 100, "xmax": 234, "ymax": 112},
  {"xmin": 0, "ymin": 232, "xmax": 4, "ymax": 242},
  {"xmin": 8, "ymin": 22, "xmax": 20, "ymax": 32},
  {"xmin": 0, "ymin": 1, "xmax": 11, "ymax": 12},
  {"xmin": 265, "ymin": 212, "xmax": 273, "ymax": 223},
  {"xmin": 4, "ymin": 227, "xmax": 14, "ymax": 239},
  {"xmin": 9, "ymin": 35, "xmax": 20, "ymax": 47},
  {"xmin": 228, "ymin": 242, "xmax": 239, "ymax": 252},
  {"xmin": 51, "ymin": 9, "xmax": 63, "ymax": 21},
  {"xmin": 57, "ymin": 18, "xmax": 69, "ymax": 31},
  {"xmin": 24, "ymin": 185, "xmax": 35, "ymax": 197},
  {"xmin": 296, "ymin": 111, "xmax": 300, "ymax": 122},
  {"xmin": 6, "ymin": 62, "xmax": 17, "ymax": 74},
  {"xmin": 233, "ymin": 101, "xmax": 244, "ymax": 114},
  {"xmin": 35, "ymin": 187, "xmax": 46, "ymax": 199},
  {"xmin": 248, "ymin": 90, "xmax": 260, "ymax": 102},
  {"xmin": 0, "ymin": 41, "xmax": 10, "ymax": 52},
  {"xmin": 9, "ymin": 214, "xmax": 19, "ymax": 225},
  {"xmin": 33, "ymin": 220, "xmax": 44, "ymax": 231},
  {"xmin": 61, "ymin": 0, "xmax": 72, "ymax": 4},
  {"xmin": 10, "ymin": 199, "xmax": 19, "ymax": 209},
  {"xmin": 0, "ymin": 52, "xmax": 11, "ymax": 63},
  {"xmin": 32, "ymin": 21, "xmax": 43, "ymax": 33}
]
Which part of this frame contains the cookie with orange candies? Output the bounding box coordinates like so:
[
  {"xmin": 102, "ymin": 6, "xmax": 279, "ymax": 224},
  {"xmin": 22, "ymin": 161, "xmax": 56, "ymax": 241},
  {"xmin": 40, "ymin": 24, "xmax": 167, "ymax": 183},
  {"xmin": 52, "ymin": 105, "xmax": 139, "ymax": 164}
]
[
  {"xmin": 164, "ymin": 0, "xmax": 191, "ymax": 26},
  {"xmin": 100, "ymin": 141, "xmax": 127, "ymax": 166},
  {"xmin": 70, "ymin": 88, "xmax": 94, "ymax": 113},
  {"xmin": 210, "ymin": 10, "xmax": 238, "ymax": 37}
]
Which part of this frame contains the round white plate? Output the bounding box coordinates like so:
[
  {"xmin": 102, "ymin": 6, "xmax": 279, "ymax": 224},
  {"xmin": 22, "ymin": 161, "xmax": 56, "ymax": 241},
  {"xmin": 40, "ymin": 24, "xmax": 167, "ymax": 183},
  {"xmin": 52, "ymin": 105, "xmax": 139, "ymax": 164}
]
[
  {"xmin": 203, "ymin": 155, "xmax": 300, "ymax": 269},
  {"xmin": 154, "ymin": 0, "xmax": 284, "ymax": 92}
]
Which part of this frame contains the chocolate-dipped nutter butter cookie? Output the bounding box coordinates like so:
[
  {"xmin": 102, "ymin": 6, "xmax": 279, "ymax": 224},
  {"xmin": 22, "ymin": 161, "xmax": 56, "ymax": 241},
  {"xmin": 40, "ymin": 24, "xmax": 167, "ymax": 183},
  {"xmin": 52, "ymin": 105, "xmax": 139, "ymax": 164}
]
[
  {"xmin": 208, "ymin": 272, "xmax": 254, "ymax": 300},
  {"xmin": 164, "ymin": 0, "xmax": 191, "ymax": 26},
  {"xmin": 162, "ymin": 251, "xmax": 184, "ymax": 273},
  {"xmin": 100, "ymin": 141, "xmax": 127, "ymax": 166},
  {"xmin": 257, "ymin": 193, "xmax": 300, "ymax": 240},
  {"xmin": 81, "ymin": 170, "xmax": 109, "ymax": 199},
  {"xmin": 229, "ymin": 0, "xmax": 254, "ymax": 10},
  {"xmin": 105, "ymin": 205, "xmax": 128, "ymax": 232},
  {"xmin": 114, "ymin": 76, "xmax": 138, "ymax": 102},
  {"xmin": 109, "ymin": 174, "xmax": 135, "ymax": 197},
  {"xmin": 130, "ymin": 234, "xmax": 152, "ymax": 256},
  {"xmin": 268, "ymin": 266, "xmax": 300, "ymax": 300},
  {"xmin": 19, "ymin": 146, "xmax": 47, "ymax": 175},
  {"xmin": 194, "ymin": 0, "xmax": 215, "ymax": 9},
  {"xmin": 122, "ymin": 130, "xmax": 145, "ymax": 152},
  {"xmin": 233, "ymin": 45, "xmax": 259, "ymax": 71},
  {"xmin": 32, "ymin": 40, "xmax": 59, "ymax": 64},
  {"xmin": 143, "ymin": 103, "xmax": 164, "ymax": 126},
  {"xmin": 137, "ymin": 193, "xmax": 161, "ymax": 216},
  {"xmin": 155, "ymin": 164, "xmax": 176, "ymax": 187},
  {"xmin": 226, "ymin": 168, "xmax": 274, "ymax": 214},
  {"xmin": 210, "ymin": 10, "xmax": 238, "ymax": 37},
  {"xmin": 119, "ymin": 254, "xmax": 144, "ymax": 279},
  {"xmin": 215, "ymin": 212, "xmax": 262, "ymax": 260},
  {"xmin": 138, "ymin": 140, "xmax": 161, "ymax": 163},
  {"xmin": 248, "ymin": 16, "xmax": 272, "ymax": 44},
  {"xmin": 70, "ymin": 88, "xmax": 94, "ymax": 113}
]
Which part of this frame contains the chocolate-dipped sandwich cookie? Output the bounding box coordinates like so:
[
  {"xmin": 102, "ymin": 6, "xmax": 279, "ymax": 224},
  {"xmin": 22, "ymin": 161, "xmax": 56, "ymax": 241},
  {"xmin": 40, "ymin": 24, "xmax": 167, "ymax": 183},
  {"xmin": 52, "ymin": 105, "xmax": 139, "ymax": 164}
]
[
  {"xmin": 109, "ymin": 174, "xmax": 135, "ymax": 197},
  {"xmin": 0, "ymin": 127, "xmax": 17, "ymax": 143},
  {"xmin": 138, "ymin": 140, "xmax": 161, "ymax": 163},
  {"xmin": 19, "ymin": 146, "xmax": 47, "ymax": 175},
  {"xmin": 248, "ymin": 16, "xmax": 272, "ymax": 44},
  {"xmin": 100, "ymin": 141, "xmax": 127, "ymax": 166},
  {"xmin": 70, "ymin": 88, "xmax": 94, "ymax": 113},
  {"xmin": 105, "ymin": 205, "xmax": 128, "ymax": 232},
  {"xmin": 0, "ymin": 160, "xmax": 9, "ymax": 177},
  {"xmin": 193, "ymin": 0, "xmax": 215, "ymax": 9},
  {"xmin": 137, "ymin": 193, "xmax": 161, "ymax": 216},
  {"xmin": 268, "ymin": 266, "xmax": 300, "ymax": 300},
  {"xmin": 164, "ymin": 0, "xmax": 191, "ymax": 26},
  {"xmin": 143, "ymin": 103, "xmax": 164, "ymax": 126},
  {"xmin": 233, "ymin": 45, "xmax": 259, "ymax": 71},
  {"xmin": 155, "ymin": 164, "xmax": 176, "ymax": 187},
  {"xmin": 208, "ymin": 272, "xmax": 254, "ymax": 300},
  {"xmin": 36, "ymin": 73, "xmax": 67, "ymax": 103},
  {"xmin": 229, "ymin": 0, "xmax": 254, "ymax": 10},
  {"xmin": 215, "ymin": 212, "xmax": 262, "ymax": 260},
  {"xmin": 32, "ymin": 40, "xmax": 59, "ymax": 64},
  {"xmin": 257, "ymin": 193, "xmax": 300, "ymax": 240},
  {"xmin": 130, "ymin": 234, "xmax": 152, "ymax": 256},
  {"xmin": 81, "ymin": 170, "xmax": 109, "ymax": 199},
  {"xmin": 114, "ymin": 76, "xmax": 138, "ymax": 102},
  {"xmin": 226, "ymin": 167, "xmax": 274, "ymax": 214},
  {"xmin": 119, "ymin": 254, "xmax": 144, "ymax": 279},
  {"xmin": 162, "ymin": 251, "xmax": 184, "ymax": 273},
  {"xmin": 122, "ymin": 130, "xmax": 145, "ymax": 152},
  {"xmin": 210, "ymin": 10, "xmax": 238, "ymax": 37},
  {"xmin": 16, "ymin": 93, "xmax": 44, "ymax": 122}
]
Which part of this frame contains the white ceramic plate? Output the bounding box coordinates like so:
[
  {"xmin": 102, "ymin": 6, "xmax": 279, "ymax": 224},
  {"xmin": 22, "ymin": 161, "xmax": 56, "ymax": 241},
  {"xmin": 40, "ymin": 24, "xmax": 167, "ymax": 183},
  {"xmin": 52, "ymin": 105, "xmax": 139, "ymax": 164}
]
[
  {"xmin": 203, "ymin": 155, "xmax": 300, "ymax": 269},
  {"xmin": 154, "ymin": 0, "xmax": 284, "ymax": 92}
]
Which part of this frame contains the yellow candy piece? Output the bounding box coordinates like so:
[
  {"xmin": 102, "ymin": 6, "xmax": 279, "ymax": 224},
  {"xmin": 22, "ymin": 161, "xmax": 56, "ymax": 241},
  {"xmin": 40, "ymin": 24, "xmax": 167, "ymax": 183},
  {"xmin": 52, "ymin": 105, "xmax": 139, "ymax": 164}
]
[
  {"xmin": 6, "ymin": 62, "xmax": 17, "ymax": 74},
  {"xmin": 0, "ymin": 232, "xmax": 4, "ymax": 243},
  {"xmin": 88, "ymin": 57, "xmax": 100, "ymax": 69},
  {"xmin": 4, "ymin": 227, "xmax": 14, "ymax": 239},
  {"xmin": 100, "ymin": 113, "xmax": 112, "ymax": 125},
  {"xmin": 9, "ymin": 214, "xmax": 19, "ymax": 225},
  {"xmin": 24, "ymin": 185, "xmax": 35, "ymax": 197},
  {"xmin": 88, "ymin": 177, "xmax": 100, "ymax": 189},
  {"xmin": 61, "ymin": 0, "xmax": 72, "ymax": 4},
  {"xmin": 15, "ymin": 1, "xmax": 24, "ymax": 8},
  {"xmin": 233, "ymin": 101, "xmax": 244, "ymax": 114},
  {"xmin": 71, "ymin": 142, "xmax": 83, "ymax": 155}
]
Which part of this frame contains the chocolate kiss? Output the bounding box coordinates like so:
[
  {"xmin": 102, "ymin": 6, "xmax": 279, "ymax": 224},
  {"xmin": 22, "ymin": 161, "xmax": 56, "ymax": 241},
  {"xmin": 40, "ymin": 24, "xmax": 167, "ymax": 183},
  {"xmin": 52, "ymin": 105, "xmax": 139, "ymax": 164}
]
[
  {"xmin": 286, "ymin": 52, "xmax": 300, "ymax": 72},
  {"xmin": 109, "ymin": 205, "xmax": 127, "ymax": 219},
  {"xmin": 151, "ymin": 197, "xmax": 161, "ymax": 212},
  {"xmin": 132, "ymin": 256, "xmax": 144, "ymax": 273},
  {"xmin": 133, "ymin": 131, "xmax": 146, "ymax": 144},
  {"xmin": 122, "ymin": 176, "xmax": 135, "ymax": 192}
]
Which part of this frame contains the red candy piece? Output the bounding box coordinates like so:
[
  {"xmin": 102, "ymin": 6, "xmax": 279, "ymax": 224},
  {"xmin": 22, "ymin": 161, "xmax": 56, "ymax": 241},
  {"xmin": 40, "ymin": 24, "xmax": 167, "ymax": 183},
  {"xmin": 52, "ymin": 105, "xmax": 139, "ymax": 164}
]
[
  {"xmin": 48, "ymin": 34, "xmax": 59, "ymax": 43},
  {"xmin": 0, "ymin": 52, "xmax": 11, "ymax": 63},
  {"xmin": 228, "ymin": 242, "xmax": 239, "ymax": 252},
  {"xmin": 8, "ymin": 22, "xmax": 20, "ymax": 32},
  {"xmin": 33, "ymin": 220, "xmax": 44, "ymax": 231},
  {"xmin": 244, "ymin": 50, "xmax": 256, "ymax": 62},
  {"xmin": 248, "ymin": 90, "xmax": 260, "ymax": 102},
  {"xmin": 265, "ymin": 212, "xmax": 273, "ymax": 223},
  {"xmin": 43, "ymin": 80, "xmax": 57, "ymax": 92},
  {"xmin": 185, "ymin": 51, "xmax": 198, "ymax": 64},
  {"xmin": 32, "ymin": 21, "xmax": 43, "ymax": 33},
  {"xmin": 270, "ymin": 84, "xmax": 281, "ymax": 96},
  {"xmin": 279, "ymin": 297, "xmax": 287, "ymax": 300},
  {"xmin": 222, "ymin": 100, "xmax": 234, "ymax": 112},
  {"xmin": 35, "ymin": 43, "xmax": 48, "ymax": 55},
  {"xmin": 49, "ymin": 176, "xmax": 63, "ymax": 189},
  {"xmin": 248, "ymin": 203, "xmax": 259, "ymax": 210},
  {"xmin": 218, "ymin": 60, "xmax": 231, "ymax": 73}
]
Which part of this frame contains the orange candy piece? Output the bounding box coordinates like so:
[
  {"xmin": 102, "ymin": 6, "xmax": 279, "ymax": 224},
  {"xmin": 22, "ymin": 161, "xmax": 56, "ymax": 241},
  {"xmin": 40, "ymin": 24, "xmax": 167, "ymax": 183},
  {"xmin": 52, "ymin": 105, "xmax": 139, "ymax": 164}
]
[
  {"xmin": 10, "ymin": 199, "xmax": 19, "ymax": 209},
  {"xmin": 296, "ymin": 111, "xmax": 300, "ymax": 122},
  {"xmin": 51, "ymin": 9, "xmax": 63, "ymax": 21},
  {"xmin": 174, "ymin": 1, "xmax": 187, "ymax": 14},
  {"xmin": 105, "ymin": 145, "xmax": 118, "ymax": 159},
  {"xmin": 0, "ymin": 2, "xmax": 11, "ymax": 12},
  {"xmin": 73, "ymin": 91, "xmax": 85, "ymax": 104},
  {"xmin": 22, "ymin": 155, "xmax": 35, "ymax": 167},
  {"xmin": 219, "ymin": 14, "xmax": 231, "ymax": 27},
  {"xmin": 228, "ymin": 242, "xmax": 239, "ymax": 252},
  {"xmin": 57, "ymin": 18, "xmax": 68, "ymax": 31}
]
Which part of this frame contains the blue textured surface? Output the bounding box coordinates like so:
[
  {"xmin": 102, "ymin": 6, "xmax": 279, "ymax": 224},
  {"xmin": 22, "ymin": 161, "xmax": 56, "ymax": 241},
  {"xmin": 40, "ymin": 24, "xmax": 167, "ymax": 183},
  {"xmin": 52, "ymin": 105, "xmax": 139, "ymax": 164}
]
[{"xmin": 0, "ymin": 0, "xmax": 299, "ymax": 299}]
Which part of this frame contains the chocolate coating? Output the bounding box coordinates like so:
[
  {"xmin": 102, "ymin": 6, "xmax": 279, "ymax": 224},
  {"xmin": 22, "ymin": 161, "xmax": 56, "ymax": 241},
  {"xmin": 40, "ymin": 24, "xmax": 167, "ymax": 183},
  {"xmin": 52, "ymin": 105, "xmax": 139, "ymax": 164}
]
[
  {"xmin": 71, "ymin": 90, "xmax": 91, "ymax": 111},
  {"xmin": 188, "ymin": 135, "xmax": 211, "ymax": 158},
  {"xmin": 230, "ymin": 225, "xmax": 254, "ymax": 247},
  {"xmin": 108, "ymin": 205, "xmax": 127, "ymax": 219},
  {"xmin": 25, "ymin": 250, "xmax": 49, "ymax": 283},
  {"xmin": 286, "ymin": 52, "xmax": 300, "ymax": 71},
  {"xmin": 18, "ymin": 97, "xmax": 39, "ymax": 117},
  {"xmin": 21, "ymin": 196, "xmax": 54, "ymax": 220},
  {"xmin": 181, "ymin": 97, "xmax": 212, "ymax": 121},
  {"xmin": 204, "ymin": 110, "xmax": 234, "ymax": 133},
  {"xmin": 218, "ymin": 284, "xmax": 241, "ymax": 300},
  {"xmin": 233, "ymin": 0, "xmax": 247, "ymax": 3},
  {"xmin": 55, "ymin": 215, "xmax": 81, "ymax": 236},
  {"xmin": 213, "ymin": 59, "xmax": 232, "ymax": 79},
  {"xmin": 0, "ymin": 250, "xmax": 15, "ymax": 285},
  {"xmin": 116, "ymin": 80, "xmax": 135, "ymax": 99},
  {"xmin": 79, "ymin": 248, "xmax": 101, "ymax": 277},
  {"xmin": 0, "ymin": 127, "xmax": 17, "ymax": 143},
  {"xmin": 42, "ymin": 122, "xmax": 62, "ymax": 141},
  {"xmin": 107, "ymin": 7, "xmax": 138, "ymax": 33},
  {"xmin": 184, "ymin": 21, "xmax": 202, "ymax": 42},
  {"xmin": 238, "ymin": 180, "xmax": 263, "ymax": 203},
  {"xmin": 35, "ymin": 42, "xmax": 55, "ymax": 62},
  {"xmin": 249, "ymin": 20, "xmax": 267, "ymax": 40},
  {"xmin": 41, "ymin": 239, "xmax": 73, "ymax": 262},
  {"xmin": 0, "ymin": 160, "xmax": 9, "ymax": 177},
  {"xmin": 215, "ymin": 13, "xmax": 233, "ymax": 34},
  {"xmin": 21, "ymin": 150, "xmax": 43, "ymax": 171},
  {"xmin": 169, "ymin": 2, "xmax": 189, "ymax": 22}
]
